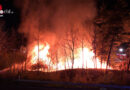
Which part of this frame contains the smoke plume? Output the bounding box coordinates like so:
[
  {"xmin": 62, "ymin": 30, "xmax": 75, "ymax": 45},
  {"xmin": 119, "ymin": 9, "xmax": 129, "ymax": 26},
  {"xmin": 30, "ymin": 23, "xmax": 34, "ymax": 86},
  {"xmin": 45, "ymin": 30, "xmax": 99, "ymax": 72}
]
[{"xmin": 17, "ymin": 0, "xmax": 97, "ymax": 47}]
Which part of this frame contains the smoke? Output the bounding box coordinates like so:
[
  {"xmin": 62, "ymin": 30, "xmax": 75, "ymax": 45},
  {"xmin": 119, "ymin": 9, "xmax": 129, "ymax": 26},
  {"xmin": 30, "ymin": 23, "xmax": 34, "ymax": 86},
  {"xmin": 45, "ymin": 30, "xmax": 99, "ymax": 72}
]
[{"xmin": 17, "ymin": 0, "xmax": 97, "ymax": 47}]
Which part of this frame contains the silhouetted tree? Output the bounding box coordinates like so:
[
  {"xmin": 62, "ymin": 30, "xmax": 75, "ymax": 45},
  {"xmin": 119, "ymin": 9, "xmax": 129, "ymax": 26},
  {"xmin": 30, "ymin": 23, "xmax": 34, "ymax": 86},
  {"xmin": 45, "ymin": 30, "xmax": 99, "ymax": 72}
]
[{"xmin": 95, "ymin": 0, "xmax": 130, "ymax": 70}]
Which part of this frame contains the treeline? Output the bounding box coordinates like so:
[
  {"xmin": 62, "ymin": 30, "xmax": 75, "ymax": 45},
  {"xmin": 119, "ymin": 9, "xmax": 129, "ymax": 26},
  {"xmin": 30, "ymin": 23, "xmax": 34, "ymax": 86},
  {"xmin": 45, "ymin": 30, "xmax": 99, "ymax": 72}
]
[
  {"xmin": 0, "ymin": 0, "xmax": 129, "ymax": 72},
  {"xmin": 95, "ymin": 0, "xmax": 130, "ymax": 71},
  {"xmin": 0, "ymin": 21, "xmax": 27, "ymax": 71}
]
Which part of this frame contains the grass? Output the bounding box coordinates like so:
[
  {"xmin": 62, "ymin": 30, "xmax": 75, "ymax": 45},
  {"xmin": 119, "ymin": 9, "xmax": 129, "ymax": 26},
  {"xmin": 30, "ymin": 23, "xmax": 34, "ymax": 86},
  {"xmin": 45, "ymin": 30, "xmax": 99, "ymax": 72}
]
[{"xmin": 0, "ymin": 69, "xmax": 130, "ymax": 86}]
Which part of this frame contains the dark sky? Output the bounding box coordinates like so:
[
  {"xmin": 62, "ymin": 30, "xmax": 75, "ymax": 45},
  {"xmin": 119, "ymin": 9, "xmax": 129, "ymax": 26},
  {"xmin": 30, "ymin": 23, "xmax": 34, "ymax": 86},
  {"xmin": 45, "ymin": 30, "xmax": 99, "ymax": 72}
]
[{"xmin": 0, "ymin": 0, "xmax": 21, "ymax": 32}]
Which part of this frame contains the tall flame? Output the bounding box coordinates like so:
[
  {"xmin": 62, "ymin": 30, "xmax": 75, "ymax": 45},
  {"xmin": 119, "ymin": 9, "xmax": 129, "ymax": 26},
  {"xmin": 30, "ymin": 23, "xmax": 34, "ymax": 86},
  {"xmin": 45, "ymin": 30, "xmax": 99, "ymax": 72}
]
[
  {"xmin": 29, "ymin": 42, "xmax": 111, "ymax": 71},
  {"xmin": 30, "ymin": 43, "xmax": 50, "ymax": 65}
]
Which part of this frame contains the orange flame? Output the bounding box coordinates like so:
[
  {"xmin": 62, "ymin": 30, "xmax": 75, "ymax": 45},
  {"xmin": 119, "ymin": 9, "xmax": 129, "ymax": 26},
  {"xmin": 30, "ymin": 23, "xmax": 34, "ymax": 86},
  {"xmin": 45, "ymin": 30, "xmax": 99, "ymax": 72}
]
[
  {"xmin": 30, "ymin": 43, "xmax": 50, "ymax": 65},
  {"xmin": 29, "ymin": 42, "xmax": 111, "ymax": 71}
]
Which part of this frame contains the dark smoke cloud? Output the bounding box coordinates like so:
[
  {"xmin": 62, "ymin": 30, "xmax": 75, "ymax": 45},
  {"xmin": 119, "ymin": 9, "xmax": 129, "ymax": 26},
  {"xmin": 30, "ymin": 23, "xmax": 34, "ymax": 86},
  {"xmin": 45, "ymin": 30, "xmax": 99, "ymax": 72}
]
[{"xmin": 16, "ymin": 0, "xmax": 97, "ymax": 46}]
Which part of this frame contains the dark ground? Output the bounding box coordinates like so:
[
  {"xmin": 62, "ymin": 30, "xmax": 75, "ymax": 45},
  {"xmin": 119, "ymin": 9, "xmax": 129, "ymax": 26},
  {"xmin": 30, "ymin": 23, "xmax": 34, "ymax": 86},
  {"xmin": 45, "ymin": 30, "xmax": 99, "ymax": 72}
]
[
  {"xmin": 0, "ymin": 79, "xmax": 130, "ymax": 90},
  {"xmin": 0, "ymin": 69, "xmax": 130, "ymax": 90}
]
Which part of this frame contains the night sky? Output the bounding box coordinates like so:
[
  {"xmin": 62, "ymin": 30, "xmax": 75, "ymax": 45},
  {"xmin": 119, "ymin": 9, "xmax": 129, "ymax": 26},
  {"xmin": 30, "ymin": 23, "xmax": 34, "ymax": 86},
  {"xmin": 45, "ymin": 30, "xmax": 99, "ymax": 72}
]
[
  {"xmin": 0, "ymin": 0, "xmax": 26, "ymax": 49},
  {"xmin": 0, "ymin": 0, "xmax": 20, "ymax": 31}
]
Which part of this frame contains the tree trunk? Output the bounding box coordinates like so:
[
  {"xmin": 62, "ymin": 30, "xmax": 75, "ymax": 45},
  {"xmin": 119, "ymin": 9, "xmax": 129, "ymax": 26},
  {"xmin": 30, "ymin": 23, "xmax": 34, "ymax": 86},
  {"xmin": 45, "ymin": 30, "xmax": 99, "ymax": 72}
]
[
  {"xmin": 37, "ymin": 29, "xmax": 40, "ymax": 72},
  {"xmin": 64, "ymin": 48, "xmax": 67, "ymax": 70},
  {"xmin": 24, "ymin": 49, "xmax": 27, "ymax": 71},
  {"xmin": 82, "ymin": 40, "xmax": 84, "ymax": 69},
  {"xmin": 24, "ymin": 61, "xmax": 26, "ymax": 71},
  {"xmin": 93, "ymin": 28, "xmax": 97, "ymax": 68},
  {"xmin": 127, "ymin": 59, "xmax": 130, "ymax": 72},
  {"xmin": 101, "ymin": 42, "xmax": 104, "ymax": 68},
  {"xmin": 72, "ymin": 49, "xmax": 74, "ymax": 69},
  {"xmin": 72, "ymin": 40, "xmax": 75, "ymax": 69},
  {"xmin": 56, "ymin": 51, "xmax": 58, "ymax": 71},
  {"xmin": 106, "ymin": 36, "xmax": 114, "ymax": 70}
]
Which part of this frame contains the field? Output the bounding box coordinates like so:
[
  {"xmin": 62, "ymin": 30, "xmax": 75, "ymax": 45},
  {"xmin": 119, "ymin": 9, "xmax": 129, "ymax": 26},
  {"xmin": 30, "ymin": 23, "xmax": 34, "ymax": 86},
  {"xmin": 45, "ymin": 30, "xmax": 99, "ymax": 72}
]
[{"xmin": 0, "ymin": 69, "xmax": 130, "ymax": 86}]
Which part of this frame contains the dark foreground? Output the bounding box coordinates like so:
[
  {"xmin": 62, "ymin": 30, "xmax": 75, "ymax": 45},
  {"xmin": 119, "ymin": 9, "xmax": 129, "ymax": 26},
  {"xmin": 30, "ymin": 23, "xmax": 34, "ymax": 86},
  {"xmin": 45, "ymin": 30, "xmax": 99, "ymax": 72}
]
[{"xmin": 0, "ymin": 79, "xmax": 130, "ymax": 90}]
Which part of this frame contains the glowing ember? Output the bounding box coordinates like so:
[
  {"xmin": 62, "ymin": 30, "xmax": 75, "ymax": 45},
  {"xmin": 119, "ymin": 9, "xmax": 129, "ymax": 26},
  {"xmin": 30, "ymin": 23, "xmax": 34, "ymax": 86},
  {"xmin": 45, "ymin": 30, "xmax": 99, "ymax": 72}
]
[{"xmin": 29, "ymin": 42, "xmax": 111, "ymax": 71}]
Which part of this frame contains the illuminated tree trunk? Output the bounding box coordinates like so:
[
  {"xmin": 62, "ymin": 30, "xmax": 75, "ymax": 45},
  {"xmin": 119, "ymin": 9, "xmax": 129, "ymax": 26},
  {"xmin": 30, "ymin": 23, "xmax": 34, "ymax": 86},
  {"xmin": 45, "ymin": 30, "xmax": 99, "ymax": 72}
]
[
  {"xmin": 72, "ymin": 40, "xmax": 75, "ymax": 69},
  {"xmin": 37, "ymin": 29, "xmax": 40, "ymax": 72},
  {"xmin": 22, "ymin": 63, "xmax": 23, "ymax": 72},
  {"xmin": 64, "ymin": 47, "xmax": 69, "ymax": 69},
  {"xmin": 93, "ymin": 26, "xmax": 97, "ymax": 68},
  {"xmin": 127, "ymin": 48, "xmax": 130, "ymax": 71},
  {"xmin": 71, "ymin": 28, "xmax": 76, "ymax": 69},
  {"xmin": 64, "ymin": 49, "xmax": 66, "ymax": 70},
  {"xmin": 106, "ymin": 35, "xmax": 114, "ymax": 70},
  {"xmin": 24, "ymin": 51, "xmax": 27, "ymax": 71},
  {"xmin": 24, "ymin": 29, "xmax": 29, "ymax": 71},
  {"xmin": 56, "ymin": 51, "xmax": 58, "ymax": 71},
  {"xmin": 66, "ymin": 27, "xmax": 77, "ymax": 69},
  {"xmin": 81, "ymin": 40, "xmax": 84, "ymax": 69},
  {"xmin": 100, "ymin": 42, "xmax": 104, "ymax": 68}
]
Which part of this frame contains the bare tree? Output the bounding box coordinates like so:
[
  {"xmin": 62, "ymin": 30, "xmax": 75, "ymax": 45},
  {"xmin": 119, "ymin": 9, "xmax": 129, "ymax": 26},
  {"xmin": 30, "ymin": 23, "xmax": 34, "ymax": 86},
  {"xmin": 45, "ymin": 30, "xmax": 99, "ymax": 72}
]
[
  {"xmin": 78, "ymin": 29, "xmax": 87, "ymax": 69},
  {"xmin": 64, "ymin": 26, "xmax": 78, "ymax": 69},
  {"xmin": 61, "ymin": 41, "xmax": 71, "ymax": 70},
  {"xmin": 92, "ymin": 23, "xmax": 97, "ymax": 68}
]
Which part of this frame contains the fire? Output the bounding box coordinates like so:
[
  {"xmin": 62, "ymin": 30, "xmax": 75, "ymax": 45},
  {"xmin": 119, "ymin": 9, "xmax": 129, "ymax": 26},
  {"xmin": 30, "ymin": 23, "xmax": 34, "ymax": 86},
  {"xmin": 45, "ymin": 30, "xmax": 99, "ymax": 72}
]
[
  {"xmin": 29, "ymin": 42, "xmax": 111, "ymax": 71},
  {"xmin": 56, "ymin": 48, "xmax": 111, "ymax": 70},
  {"xmin": 30, "ymin": 43, "xmax": 50, "ymax": 65},
  {"xmin": 74, "ymin": 48, "xmax": 109, "ymax": 69}
]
